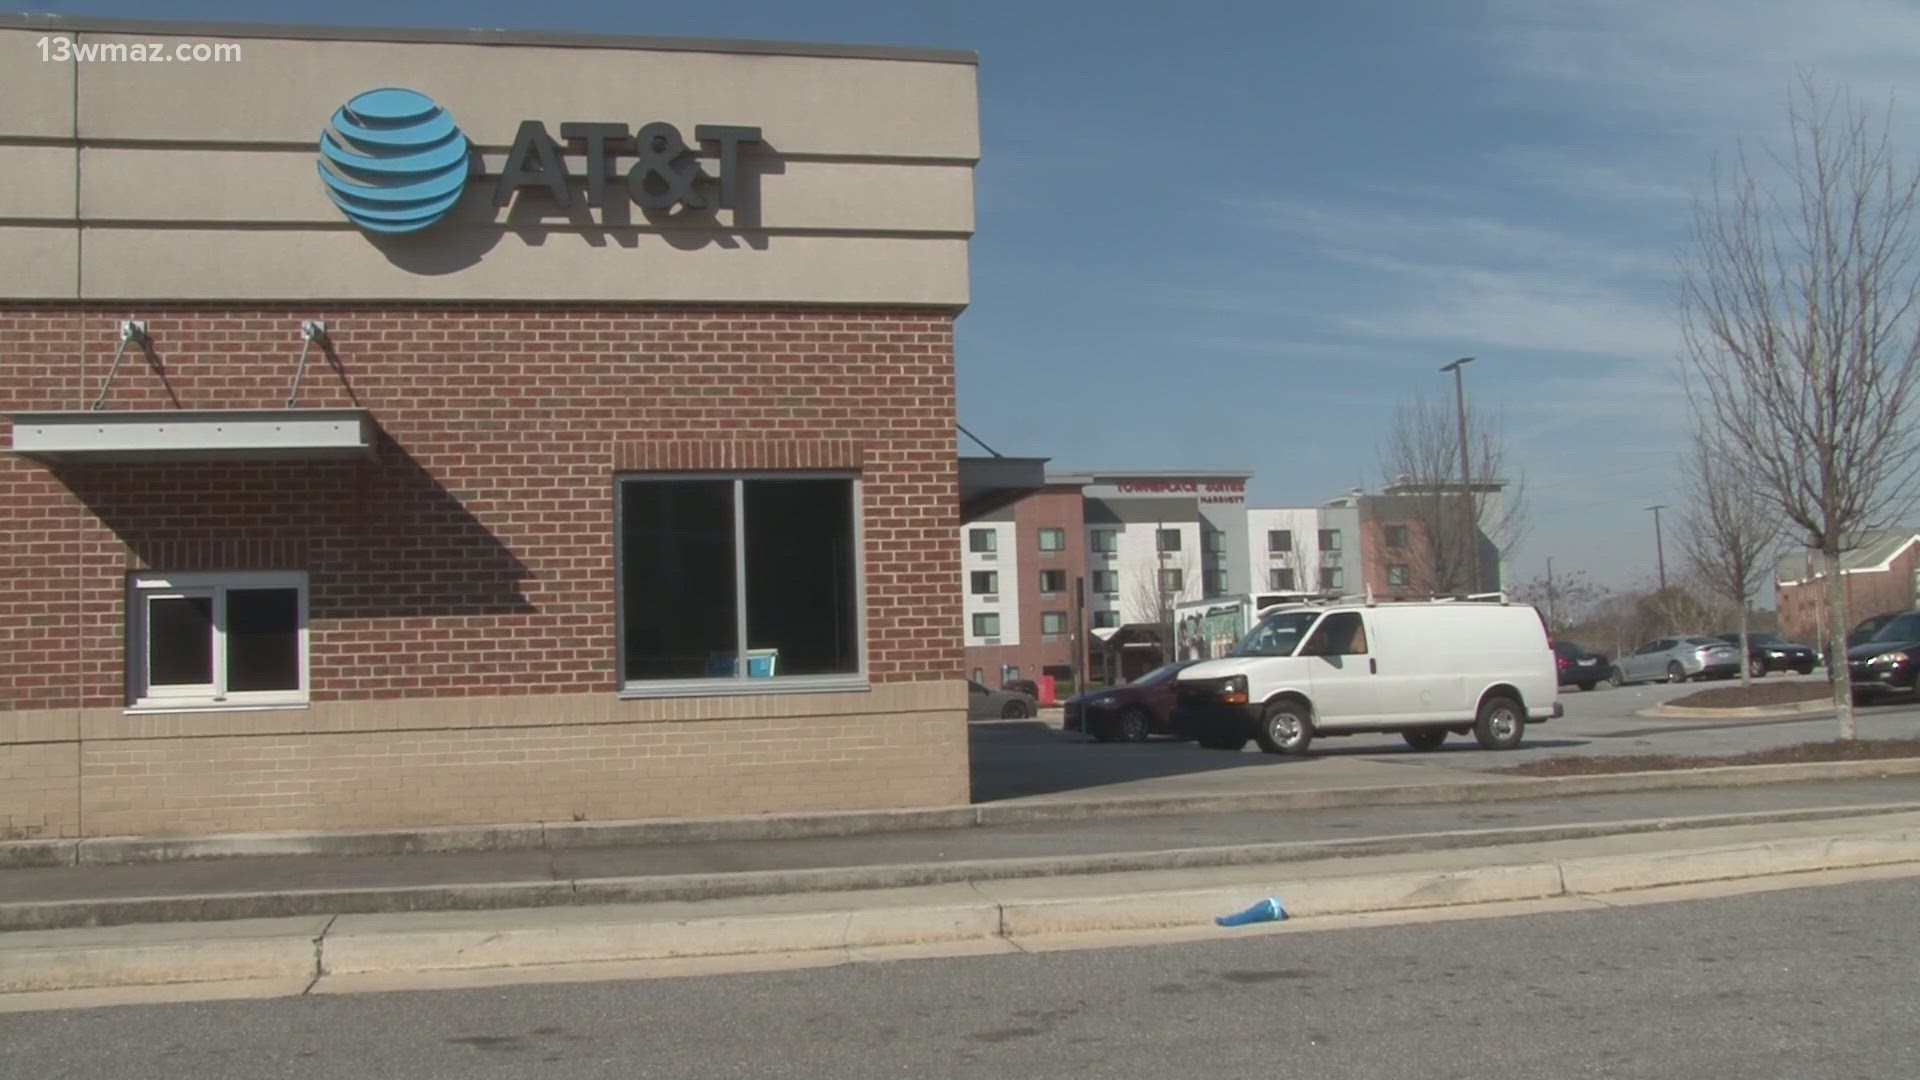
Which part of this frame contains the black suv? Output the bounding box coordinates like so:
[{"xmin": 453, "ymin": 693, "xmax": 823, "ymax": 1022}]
[
  {"xmin": 1713, "ymin": 631, "xmax": 1818, "ymax": 678},
  {"xmin": 1551, "ymin": 640, "xmax": 1610, "ymax": 691},
  {"xmin": 1846, "ymin": 610, "xmax": 1920, "ymax": 698}
]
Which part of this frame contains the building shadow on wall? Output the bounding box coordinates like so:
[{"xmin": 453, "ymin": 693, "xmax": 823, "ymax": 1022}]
[{"xmin": 55, "ymin": 431, "xmax": 533, "ymax": 620}]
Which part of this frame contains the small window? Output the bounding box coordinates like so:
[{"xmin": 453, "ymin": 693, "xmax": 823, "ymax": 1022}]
[
  {"xmin": 971, "ymin": 667, "xmax": 984, "ymax": 683},
  {"xmin": 1090, "ymin": 529, "xmax": 1118, "ymax": 554},
  {"xmin": 1321, "ymin": 567, "xmax": 1345, "ymax": 591},
  {"xmin": 1387, "ymin": 564, "xmax": 1410, "ymax": 587},
  {"xmin": 1038, "ymin": 569, "xmax": 1067, "ymax": 594},
  {"xmin": 1205, "ymin": 569, "xmax": 1228, "ymax": 595},
  {"xmin": 1385, "ymin": 525, "xmax": 1409, "ymax": 550},
  {"xmin": 1269, "ymin": 568, "xmax": 1295, "ymax": 591},
  {"xmin": 1037, "ymin": 527, "xmax": 1066, "ymax": 553},
  {"xmin": 969, "ymin": 528, "xmax": 997, "ymax": 553},
  {"xmin": 1041, "ymin": 611, "xmax": 1068, "ymax": 635},
  {"xmin": 970, "ymin": 570, "xmax": 999, "ymax": 596},
  {"xmin": 1268, "ymin": 529, "xmax": 1292, "ymax": 554},
  {"xmin": 1092, "ymin": 609, "xmax": 1120, "ymax": 629},
  {"xmin": 130, "ymin": 571, "xmax": 308, "ymax": 709},
  {"xmin": 1157, "ymin": 528, "xmax": 1182, "ymax": 553},
  {"xmin": 1160, "ymin": 568, "xmax": 1184, "ymax": 593},
  {"xmin": 1305, "ymin": 611, "xmax": 1368, "ymax": 656},
  {"xmin": 1093, "ymin": 570, "xmax": 1120, "ymax": 595},
  {"xmin": 1203, "ymin": 529, "xmax": 1226, "ymax": 554},
  {"xmin": 1319, "ymin": 529, "xmax": 1342, "ymax": 551},
  {"xmin": 972, "ymin": 612, "xmax": 1001, "ymax": 637}
]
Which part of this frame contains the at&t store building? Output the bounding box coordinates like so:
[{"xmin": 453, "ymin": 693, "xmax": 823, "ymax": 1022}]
[{"xmin": 0, "ymin": 15, "xmax": 992, "ymax": 841}]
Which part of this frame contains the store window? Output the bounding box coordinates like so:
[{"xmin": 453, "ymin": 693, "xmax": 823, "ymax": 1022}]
[
  {"xmin": 1093, "ymin": 570, "xmax": 1120, "ymax": 595},
  {"xmin": 1270, "ymin": 568, "xmax": 1295, "ymax": 591},
  {"xmin": 972, "ymin": 612, "xmax": 1001, "ymax": 638},
  {"xmin": 1268, "ymin": 529, "xmax": 1292, "ymax": 553},
  {"xmin": 1037, "ymin": 527, "xmax": 1066, "ymax": 553},
  {"xmin": 971, "ymin": 570, "xmax": 1000, "ymax": 596},
  {"xmin": 1041, "ymin": 611, "xmax": 1068, "ymax": 636},
  {"xmin": 969, "ymin": 528, "xmax": 997, "ymax": 554},
  {"xmin": 129, "ymin": 571, "xmax": 307, "ymax": 710},
  {"xmin": 619, "ymin": 476, "xmax": 858, "ymax": 689},
  {"xmin": 1038, "ymin": 569, "xmax": 1067, "ymax": 594},
  {"xmin": 1156, "ymin": 528, "xmax": 1182, "ymax": 553},
  {"xmin": 1089, "ymin": 529, "xmax": 1118, "ymax": 554}
]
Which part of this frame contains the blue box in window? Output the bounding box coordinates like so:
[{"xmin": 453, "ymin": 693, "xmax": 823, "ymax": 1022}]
[{"xmin": 706, "ymin": 650, "xmax": 780, "ymax": 678}]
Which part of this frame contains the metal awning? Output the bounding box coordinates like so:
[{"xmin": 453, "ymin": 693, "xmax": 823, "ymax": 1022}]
[
  {"xmin": 958, "ymin": 455, "xmax": 1048, "ymax": 521},
  {"xmin": 9, "ymin": 408, "xmax": 378, "ymax": 465}
]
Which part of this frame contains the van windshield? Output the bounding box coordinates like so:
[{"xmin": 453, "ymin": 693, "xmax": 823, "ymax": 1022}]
[{"xmin": 1231, "ymin": 611, "xmax": 1321, "ymax": 657}]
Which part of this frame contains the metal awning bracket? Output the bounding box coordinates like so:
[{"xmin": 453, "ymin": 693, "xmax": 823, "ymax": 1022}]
[
  {"xmin": 285, "ymin": 321, "xmax": 329, "ymax": 408},
  {"xmin": 88, "ymin": 319, "xmax": 147, "ymax": 411}
]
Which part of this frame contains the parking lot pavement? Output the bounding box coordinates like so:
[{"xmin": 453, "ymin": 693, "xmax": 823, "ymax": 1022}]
[{"xmin": 977, "ymin": 677, "xmax": 1920, "ymax": 802}]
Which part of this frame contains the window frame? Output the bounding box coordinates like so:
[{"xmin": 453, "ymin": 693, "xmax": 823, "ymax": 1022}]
[
  {"xmin": 970, "ymin": 570, "xmax": 1000, "ymax": 596},
  {"xmin": 1160, "ymin": 567, "xmax": 1185, "ymax": 594},
  {"xmin": 1202, "ymin": 529, "xmax": 1227, "ymax": 554},
  {"xmin": 127, "ymin": 569, "xmax": 310, "ymax": 712},
  {"xmin": 1093, "ymin": 570, "xmax": 1120, "ymax": 596},
  {"xmin": 1156, "ymin": 528, "xmax": 1182, "ymax": 553},
  {"xmin": 1269, "ymin": 568, "xmax": 1295, "ymax": 591},
  {"xmin": 1040, "ymin": 610, "xmax": 1068, "ymax": 636},
  {"xmin": 1387, "ymin": 563, "xmax": 1410, "ymax": 587},
  {"xmin": 1092, "ymin": 609, "xmax": 1121, "ymax": 629},
  {"xmin": 1037, "ymin": 527, "xmax": 1066, "ymax": 553},
  {"xmin": 972, "ymin": 612, "xmax": 1002, "ymax": 638},
  {"xmin": 1038, "ymin": 569, "xmax": 1067, "ymax": 595},
  {"xmin": 1089, "ymin": 528, "xmax": 1118, "ymax": 554},
  {"xmin": 1267, "ymin": 529, "xmax": 1292, "ymax": 554},
  {"xmin": 968, "ymin": 527, "xmax": 997, "ymax": 554},
  {"xmin": 1319, "ymin": 528, "xmax": 1342, "ymax": 551},
  {"xmin": 1385, "ymin": 525, "xmax": 1409, "ymax": 550},
  {"xmin": 615, "ymin": 472, "xmax": 867, "ymax": 699}
]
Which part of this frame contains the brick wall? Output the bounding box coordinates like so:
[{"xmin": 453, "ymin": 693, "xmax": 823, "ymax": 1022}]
[
  {"xmin": 963, "ymin": 485, "xmax": 1088, "ymax": 693},
  {"xmin": 0, "ymin": 305, "xmax": 968, "ymax": 838},
  {"xmin": 1777, "ymin": 547, "xmax": 1920, "ymax": 648}
]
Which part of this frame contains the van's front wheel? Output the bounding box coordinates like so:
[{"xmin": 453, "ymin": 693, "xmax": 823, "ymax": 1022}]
[
  {"xmin": 1473, "ymin": 695, "xmax": 1525, "ymax": 750},
  {"xmin": 1254, "ymin": 700, "xmax": 1315, "ymax": 756}
]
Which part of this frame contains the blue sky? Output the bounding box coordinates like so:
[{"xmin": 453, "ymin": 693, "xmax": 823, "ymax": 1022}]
[{"xmin": 27, "ymin": 0, "xmax": 1920, "ymax": 595}]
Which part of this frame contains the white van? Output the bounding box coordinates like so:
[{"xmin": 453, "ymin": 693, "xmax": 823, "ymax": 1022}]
[{"xmin": 1170, "ymin": 600, "xmax": 1560, "ymax": 754}]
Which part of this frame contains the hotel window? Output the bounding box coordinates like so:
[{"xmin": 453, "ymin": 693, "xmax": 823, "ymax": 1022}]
[
  {"xmin": 1205, "ymin": 568, "xmax": 1228, "ymax": 595},
  {"xmin": 1037, "ymin": 527, "xmax": 1066, "ymax": 553},
  {"xmin": 968, "ymin": 528, "xmax": 997, "ymax": 553},
  {"xmin": 1388, "ymin": 564, "xmax": 1410, "ymax": 587},
  {"xmin": 1269, "ymin": 568, "xmax": 1295, "ymax": 591},
  {"xmin": 1092, "ymin": 610, "xmax": 1120, "ymax": 629},
  {"xmin": 1038, "ymin": 569, "xmax": 1067, "ymax": 594},
  {"xmin": 1041, "ymin": 611, "xmax": 1068, "ymax": 636},
  {"xmin": 972, "ymin": 612, "xmax": 1001, "ymax": 638},
  {"xmin": 1090, "ymin": 529, "xmax": 1118, "ymax": 554},
  {"xmin": 129, "ymin": 571, "xmax": 308, "ymax": 710},
  {"xmin": 1093, "ymin": 570, "xmax": 1120, "ymax": 595},
  {"xmin": 1385, "ymin": 525, "xmax": 1409, "ymax": 549},
  {"xmin": 1268, "ymin": 529, "xmax": 1292, "ymax": 554},
  {"xmin": 1319, "ymin": 529, "xmax": 1342, "ymax": 551},
  {"xmin": 1203, "ymin": 529, "xmax": 1226, "ymax": 554},
  {"xmin": 1156, "ymin": 528, "xmax": 1182, "ymax": 553},
  {"xmin": 971, "ymin": 570, "xmax": 1000, "ymax": 596},
  {"xmin": 618, "ymin": 476, "xmax": 859, "ymax": 689},
  {"xmin": 1321, "ymin": 567, "xmax": 1345, "ymax": 591},
  {"xmin": 1160, "ymin": 568, "xmax": 1184, "ymax": 593}
]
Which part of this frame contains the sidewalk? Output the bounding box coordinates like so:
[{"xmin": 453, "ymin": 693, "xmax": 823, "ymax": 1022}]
[{"xmin": 7, "ymin": 806, "xmax": 1920, "ymax": 1001}]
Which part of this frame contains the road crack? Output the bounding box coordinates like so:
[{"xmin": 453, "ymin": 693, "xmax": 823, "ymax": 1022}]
[{"xmin": 302, "ymin": 914, "xmax": 338, "ymax": 995}]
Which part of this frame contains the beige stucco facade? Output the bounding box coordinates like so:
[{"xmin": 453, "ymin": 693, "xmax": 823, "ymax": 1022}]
[{"xmin": 0, "ymin": 20, "xmax": 977, "ymax": 304}]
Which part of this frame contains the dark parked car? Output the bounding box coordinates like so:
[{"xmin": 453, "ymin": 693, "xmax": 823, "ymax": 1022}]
[
  {"xmin": 1713, "ymin": 631, "xmax": 1818, "ymax": 678},
  {"xmin": 1063, "ymin": 661, "xmax": 1199, "ymax": 742},
  {"xmin": 1849, "ymin": 613, "xmax": 1900, "ymax": 649},
  {"xmin": 1552, "ymin": 640, "xmax": 1610, "ymax": 691},
  {"xmin": 1847, "ymin": 610, "xmax": 1920, "ymax": 699}
]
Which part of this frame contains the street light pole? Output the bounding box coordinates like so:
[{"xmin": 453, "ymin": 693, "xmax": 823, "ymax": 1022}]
[
  {"xmin": 1647, "ymin": 504, "xmax": 1670, "ymax": 592},
  {"xmin": 1439, "ymin": 356, "xmax": 1475, "ymax": 594}
]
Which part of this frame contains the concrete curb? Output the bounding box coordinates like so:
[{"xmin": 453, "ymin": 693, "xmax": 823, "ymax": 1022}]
[
  {"xmin": 9, "ymin": 756, "xmax": 1920, "ymax": 871},
  {"xmin": 1640, "ymin": 697, "xmax": 1838, "ymax": 719},
  {"xmin": 7, "ymin": 823, "xmax": 1920, "ymax": 994},
  {"xmin": 6, "ymin": 802, "xmax": 1920, "ymax": 932}
]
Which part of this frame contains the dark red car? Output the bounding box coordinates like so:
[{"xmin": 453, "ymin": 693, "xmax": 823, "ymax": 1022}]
[{"xmin": 1063, "ymin": 661, "xmax": 1201, "ymax": 743}]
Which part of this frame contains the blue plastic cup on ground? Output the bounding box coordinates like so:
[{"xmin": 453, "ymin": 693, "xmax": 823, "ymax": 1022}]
[{"xmin": 1215, "ymin": 897, "xmax": 1287, "ymax": 927}]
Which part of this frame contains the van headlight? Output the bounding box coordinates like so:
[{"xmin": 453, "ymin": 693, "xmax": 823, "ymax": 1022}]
[{"xmin": 1217, "ymin": 675, "xmax": 1248, "ymax": 705}]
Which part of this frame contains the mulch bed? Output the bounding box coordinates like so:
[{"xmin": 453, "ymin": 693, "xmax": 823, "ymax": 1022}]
[
  {"xmin": 1501, "ymin": 739, "xmax": 1920, "ymax": 777},
  {"xmin": 1665, "ymin": 682, "xmax": 1838, "ymax": 709}
]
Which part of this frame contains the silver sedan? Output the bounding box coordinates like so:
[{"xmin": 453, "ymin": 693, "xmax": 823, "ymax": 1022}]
[
  {"xmin": 967, "ymin": 679, "xmax": 1038, "ymax": 720},
  {"xmin": 1609, "ymin": 635, "xmax": 1744, "ymax": 686}
]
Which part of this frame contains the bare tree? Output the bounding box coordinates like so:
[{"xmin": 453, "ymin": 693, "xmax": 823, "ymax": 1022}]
[
  {"xmin": 1510, "ymin": 568, "xmax": 1610, "ymax": 635},
  {"xmin": 1379, "ymin": 395, "xmax": 1528, "ymax": 596},
  {"xmin": 1127, "ymin": 543, "xmax": 1194, "ymax": 663},
  {"xmin": 1675, "ymin": 436, "xmax": 1781, "ymax": 686},
  {"xmin": 1680, "ymin": 79, "xmax": 1920, "ymax": 737},
  {"xmin": 1273, "ymin": 544, "xmax": 1325, "ymax": 599}
]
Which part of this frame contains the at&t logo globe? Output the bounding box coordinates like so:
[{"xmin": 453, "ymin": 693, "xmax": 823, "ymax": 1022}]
[{"xmin": 317, "ymin": 88, "xmax": 470, "ymax": 234}]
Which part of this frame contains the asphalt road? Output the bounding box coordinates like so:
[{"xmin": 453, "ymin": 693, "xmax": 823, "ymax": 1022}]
[{"xmin": 5, "ymin": 877, "xmax": 1916, "ymax": 1078}]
